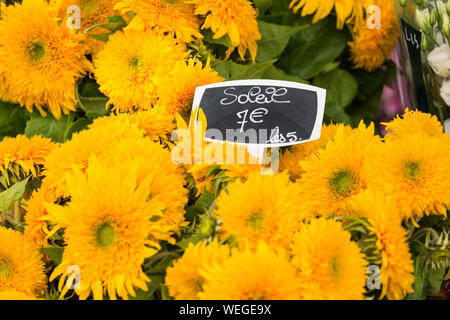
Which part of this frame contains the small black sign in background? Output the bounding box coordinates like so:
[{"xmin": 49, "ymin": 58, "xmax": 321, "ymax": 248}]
[{"xmin": 401, "ymin": 19, "xmax": 430, "ymax": 113}]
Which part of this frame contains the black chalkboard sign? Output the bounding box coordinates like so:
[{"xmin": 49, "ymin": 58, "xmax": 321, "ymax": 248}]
[
  {"xmin": 191, "ymin": 80, "xmax": 326, "ymax": 148},
  {"xmin": 401, "ymin": 19, "xmax": 430, "ymax": 113}
]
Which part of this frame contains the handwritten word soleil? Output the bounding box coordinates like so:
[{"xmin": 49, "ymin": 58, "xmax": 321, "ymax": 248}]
[{"xmin": 220, "ymin": 86, "xmax": 291, "ymax": 106}]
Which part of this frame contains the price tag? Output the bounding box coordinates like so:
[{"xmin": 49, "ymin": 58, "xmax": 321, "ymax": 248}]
[
  {"xmin": 190, "ymin": 79, "xmax": 326, "ymax": 149},
  {"xmin": 400, "ymin": 19, "xmax": 430, "ymax": 113}
]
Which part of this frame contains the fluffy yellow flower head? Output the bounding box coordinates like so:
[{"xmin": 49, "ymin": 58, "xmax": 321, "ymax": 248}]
[
  {"xmin": 43, "ymin": 117, "xmax": 145, "ymax": 198},
  {"xmin": 48, "ymin": 158, "xmax": 166, "ymax": 300},
  {"xmin": 0, "ymin": 135, "xmax": 56, "ymax": 187},
  {"xmin": 291, "ymin": 217, "xmax": 367, "ymax": 300},
  {"xmin": 95, "ymin": 29, "xmax": 187, "ymax": 112},
  {"xmin": 187, "ymin": 0, "xmax": 261, "ymax": 61},
  {"xmin": 90, "ymin": 108, "xmax": 175, "ymax": 142},
  {"xmin": 0, "ymin": 226, "xmax": 47, "ymax": 298},
  {"xmin": 279, "ymin": 123, "xmax": 352, "ymax": 181},
  {"xmin": 290, "ymin": 0, "xmax": 366, "ymax": 29},
  {"xmin": 297, "ymin": 122, "xmax": 381, "ymax": 217},
  {"xmin": 366, "ymin": 134, "xmax": 450, "ymax": 221},
  {"xmin": 51, "ymin": 0, "xmax": 121, "ymax": 57},
  {"xmin": 23, "ymin": 185, "xmax": 58, "ymax": 249},
  {"xmin": 165, "ymin": 240, "xmax": 230, "ymax": 300},
  {"xmin": 199, "ymin": 241, "xmax": 302, "ymax": 300},
  {"xmin": 115, "ymin": 0, "xmax": 202, "ymax": 43},
  {"xmin": 383, "ymin": 108, "xmax": 444, "ymax": 140},
  {"xmin": 349, "ymin": 0, "xmax": 399, "ymax": 71},
  {"xmin": 158, "ymin": 58, "xmax": 224, "ymax": 120},
  {"xmin": 214, "ymin": 172, "xmax": 309, "ymax": 250},
  {"xmin": 350, "ymin": 191, "xmax": 415, "ymax": 299},
  {"xmin": 98, "ymin": 138, "xmax": 189, "ymax": 237},
  {"xmin": 0, "ymin": 0, "xmax": 92, "ymax": 119},
  {"xmin": 0, "ymin": 289, "xmax": 39, "ymax": 300}
]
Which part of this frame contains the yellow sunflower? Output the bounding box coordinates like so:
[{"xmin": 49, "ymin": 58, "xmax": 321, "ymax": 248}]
[
  {"xmin": 23, "ymin": 185, "xmax": 58, "ymax": 249},
  {"xmin": 0, "ymin": 0, "xmax": 92, "ymax": 119},
  {"xmin": 43, "ymin": 116, "xmax": 144, "ymax": 198},
  {"xmin": 199, "ymin": 241, "xmax": 301, "ymax": 300},
  {"xmin": 0, "ymin": 134, "xmax": 56, "ymax": 187},
  {"xmin": 290, "ymin": 217, "xmax": 367, "ymax": 300},
  {"xmin": 98, "ymin": 138, "xmax": 189, "ymax": 237},
  {"xmin": 165, "ymin": 240, "xmax": 230, "ymax": 300},
  {"xmin": 0, "ymin": 289, "xmax": 39, "ymax": 300},
  {"xmin": 94, "ymin": 29, "xmax": 187, "ymax": 112},
  {"xmin": 383, "ymin": 108, "xmax": 444, "ymax": 140},
  {"xmin": 115, "ymin": 0, "xmax": 202, "ymax": 43},
  {"xmin": 366, "ymin": 133, "xmax": 450, "ymax": 221},
  {"xmin": 0, "ymin": 226, "xmax": 47, "ymax": 297},
  {"xmin": 289, "ymin": 0, "xmax": 366, "ymax": 29},
  {"xmin": 90, "ymin": 108, "xmax": 175, "ymax": 142},
  {"xmin": 349, "ymin": 0, "xmax": 399, "ymax": 71},
  {"xmin": 48, "ymin": 158, "xmax": 164, "ymax": 300},
  {"xmin": 187, "ymin": 0, "xmax": 261, "ymax": 61},
  {"xmin": 157, "ymin": 58, "xmax": 224, "ymax": 120},
  {"xmin": 297, "ymin": 122, "xmax": 381, "ymax": 217},
  {"xmin": 350, "ymin": 191, "xmax": 415, "ymax": 299},
  {"xmin": 279, "ymin": 123, "xmax": 352, "ymax": 181},
  {"xmin": 51, "ymin": 0, "xmax": 121, "ymax": 57},
  {"xmin": 214, "ymin": 172, "xmax": 308, "ymax": 250}
]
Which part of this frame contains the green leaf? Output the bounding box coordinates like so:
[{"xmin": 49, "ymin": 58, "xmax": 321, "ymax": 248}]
[
  {"xmin": 75, "ymin": 79, "xmax": 109, "ymax": 120},
  {"xmin": 83, "ymin": 15, "xmax": 127, "ymax": 42},
  {"xmin": 39, "ymin": 247, "xmax": 64, "ymax": 264},
  {"xmin": 176, "ymin": 234, "xmax": 203, "ymax": 250},
  {"xmin": 253, "ymin": 0, "xmax": 273, "ymax": 15},
  {"xmin": 262, "ymin": 65, "xmax": 308, "ymax": 84},
  {"xmin": 313, "ymin": 69, "xmax": 358, "ymax": 124},
  {"xmin": 214, "ymin": 59, "xmax": 276, "ymax": 80},
  {"xmin": 279, "ymin": 18, "xmax": 347, "ymax": 79},
  {"xmin": 202, "ymin": 29, "xmax": 233, "ymax": 47},
  {"xmin": 24, "ymin": 113, "xmax": 67, "ymax": 143},
  {"xmin": 0, "ymin": 101, "xmax": 28, "ymax": 140},
  {"xmin": 64, "ymin": 118, "xmax": 91, "ymax": 141},
  {"xmin": 256, "ymin": 21, "xmax": 309, "ymax": 62},
  {"xmin": 0, "ymin": 176, "xmax": 29, "ymax": 212}
]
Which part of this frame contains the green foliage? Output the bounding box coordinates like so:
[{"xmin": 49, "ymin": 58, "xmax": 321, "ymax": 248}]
[
  {"xmin": 0, "ymin": 176, "xmax": 29, "ymax": 212},
  {"xmin": 39, "ymin": 247, "xmax": 64, "ymax": 264},
  {"xmin": 0, "ymin": 101, "xmax": 28, "ymax": 141},
  {"xmin": 84, "ymin": 15, "xmax": 127, "ymax": 42}
]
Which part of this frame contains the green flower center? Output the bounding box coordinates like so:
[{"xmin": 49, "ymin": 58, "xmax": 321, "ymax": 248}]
[
  {"xmin": 330, "ymin": 170, "xmax": 356, "ymax": 196},
  {"xmin": 80, "ymin": 0, "xmax": 101, "ymax": 13},
  {"xmin": 246, "ymin": 291, "xmax": 266, "ymax": 300},
  {"xmin": 95, "ymin": 222, "xmax": 116, "ymax": 248},
  {"xmin": 404, "ymin": 161, "xmax": 422, "ymax": 181},
  {"xmin": 162, "ymin": 0, "xmax": 177, "ymax": 4},
  {"xmin": 27, "ymin": 41, "xmax": 46, "ymax": 63},
  {"xmin": 246, "ymin": 210, "xmax": 264, "ymax": 230},
  {"xmin": 330, "ymin": 256, "xmax": 340, "ymax": 278},
  {"xmin": 129, "ymin": 55, "xmax": 143, "ymax": 71},
  {"xmin": 0, "ymin": 258, "xmax": 12, "ymax": 279}
]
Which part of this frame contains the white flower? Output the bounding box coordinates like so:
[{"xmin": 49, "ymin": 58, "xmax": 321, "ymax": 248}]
[
  {"xmin": 428, "ymin": 44, "xmax": 450, "ymax": 77},
  {"xmin": 444, "ymin": 119, "xmax": 450, "ymax": 134},
  {"xmin": 440, "ymin": 79, "xmax": 450, "ymax": 106}
]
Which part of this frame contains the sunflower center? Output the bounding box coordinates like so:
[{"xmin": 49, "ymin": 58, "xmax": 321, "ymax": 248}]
[
  {"xmin": 129, "ymin": 55, "xmax": 144, "ymax": 71},
  {"xmin": 246, "ymin": 291, "xmax": 266, "ymax": 300},
  {"xmin": 246, "ymin": 210, "xmax": 264, "ymax": 230},
  {"xmin": 404, "ymin": 161, "xmax": 422, "ymax": 181},
  {"xmin": 0, "ymin": 258, "xmax": 12, "ymax": 279},
  {"xmin": 162, "ymin": 0, "xmax": 177, "ymax": 4},
  {"xmin": 95, "ymin": 222, "xmax": 116, "ymax": 248},
  {"xmin": 27, "ymin": 41, "xmax": 46, "ymax": 63},
  {"xmin": 330, "ymin": 170, "xmax": 356, "ymax": 196},
  {"xmin": 190, "ymin": 277, "xmax": 204, "ymax": 293},
  {"xmin": 80, "ymin": 0, "xmax": 101, "ymax": 13},
  {"xmin": 330, "ymin": 256, "xmax": 340, "ymax": 278}
]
